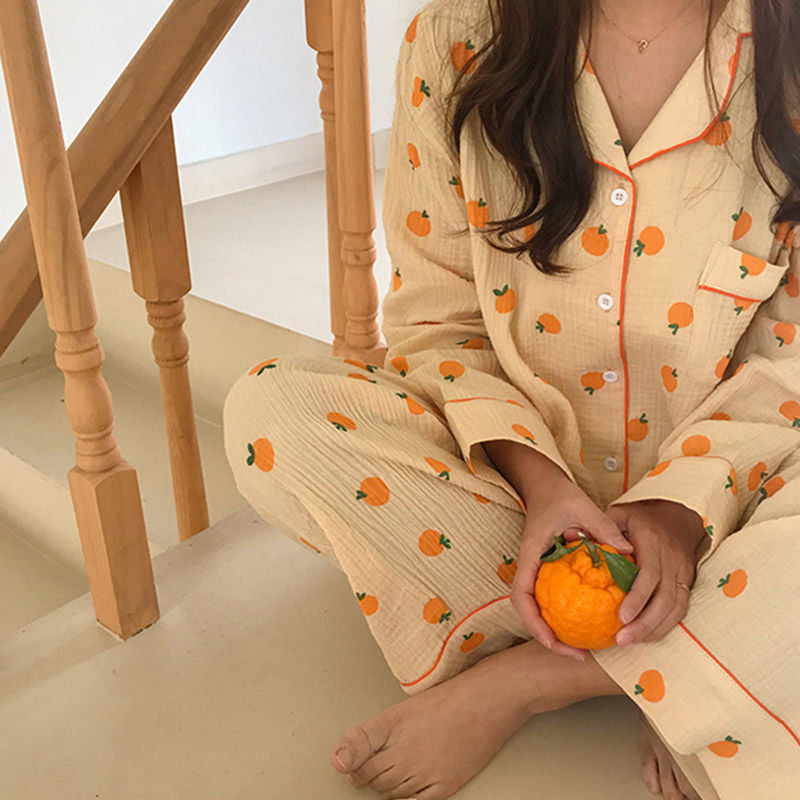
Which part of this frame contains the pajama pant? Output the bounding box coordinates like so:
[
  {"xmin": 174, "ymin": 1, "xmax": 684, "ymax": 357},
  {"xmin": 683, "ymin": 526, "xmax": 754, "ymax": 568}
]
[{"xmin": 221, "ymin": 353, "xmax": 800, "ymax": 800}]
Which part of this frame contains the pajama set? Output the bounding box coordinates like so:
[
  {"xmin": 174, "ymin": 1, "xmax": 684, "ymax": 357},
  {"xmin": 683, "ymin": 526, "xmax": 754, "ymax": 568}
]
[{"xmin": 222, "ymin": 0, "xmax": 800, "ymax": 795}]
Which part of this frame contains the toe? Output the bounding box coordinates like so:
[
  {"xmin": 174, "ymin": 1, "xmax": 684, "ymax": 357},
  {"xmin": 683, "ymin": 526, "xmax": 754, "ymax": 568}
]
[
  {"xmin": 389, "ymin": 775, "xmax": 427, "ymax": 800},
  {"xmin": 330, "ymin": 706, "xmax": 399, "ymax": 773},
  {"xmin": 348, "ymin": 750, "xmax": 396, "ymax": 788}
]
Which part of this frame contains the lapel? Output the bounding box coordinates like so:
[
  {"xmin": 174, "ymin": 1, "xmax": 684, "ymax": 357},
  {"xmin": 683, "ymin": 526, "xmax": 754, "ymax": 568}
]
[{"xmin": 574, "ymin": 0, "xmax": 754, "ymax": 177}]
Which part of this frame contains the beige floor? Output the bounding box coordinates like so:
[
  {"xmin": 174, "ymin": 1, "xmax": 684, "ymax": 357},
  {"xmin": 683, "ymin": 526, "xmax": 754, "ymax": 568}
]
[
  {"xmin": 0, "ymin": 518, "xmax": 86, "ymax": 637},
  {"xmin": 0, "ymin": 507, "xmax": 653, "ymax": 799},
  {"xmin": 0, "ymin": 168, "xmax": 660, "ymax": 798},
  {"xmin": 84, "ymin": 166, "xmax": 392, "ymax": 345}
]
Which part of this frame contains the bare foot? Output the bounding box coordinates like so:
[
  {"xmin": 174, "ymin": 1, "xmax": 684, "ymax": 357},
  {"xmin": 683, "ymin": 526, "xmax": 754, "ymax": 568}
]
[
  {"xmin": 329, "ymin": 636, "xmax": 623, "ymax": 799},
  {"xmin": 638, "ymin": 712, "xmax": 701, "ymax": 799}
]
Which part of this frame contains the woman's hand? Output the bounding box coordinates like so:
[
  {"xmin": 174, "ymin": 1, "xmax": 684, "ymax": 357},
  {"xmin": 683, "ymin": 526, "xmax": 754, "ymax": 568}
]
[
  {"xmin": 509, "ymin": 476, "xmax": 635, "ymax": 661},
  {"xmin": 604, "ymin": 499, "xmax": 709, "ymax": 647}
]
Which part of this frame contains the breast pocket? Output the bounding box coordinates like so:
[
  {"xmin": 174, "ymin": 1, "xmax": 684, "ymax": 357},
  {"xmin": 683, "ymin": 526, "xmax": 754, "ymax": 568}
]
[{"xmin": 684, "ymin": 240, "xmax": 788, "ymax": 385}]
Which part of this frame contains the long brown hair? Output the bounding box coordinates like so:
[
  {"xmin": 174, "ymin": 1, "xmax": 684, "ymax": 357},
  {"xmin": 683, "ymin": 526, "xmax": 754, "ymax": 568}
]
[{"xmin": 443, "ymin": 0, "xmax": 800, "ymax": 276}]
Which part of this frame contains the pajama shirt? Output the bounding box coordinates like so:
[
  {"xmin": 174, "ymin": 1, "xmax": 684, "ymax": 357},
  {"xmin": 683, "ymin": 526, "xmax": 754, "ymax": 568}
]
[{"xmin": 222, "ymin": 0, "xmax": 800, "ymax": 795}]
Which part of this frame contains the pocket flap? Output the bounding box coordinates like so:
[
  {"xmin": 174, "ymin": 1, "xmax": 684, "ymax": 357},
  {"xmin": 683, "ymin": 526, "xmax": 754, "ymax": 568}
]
[{"xmin": 697, "ymin": 240, "xmax": 787, "ymax": 301}]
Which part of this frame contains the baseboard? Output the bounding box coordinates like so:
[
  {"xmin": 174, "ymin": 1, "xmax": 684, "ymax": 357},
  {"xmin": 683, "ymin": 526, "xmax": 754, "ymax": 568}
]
[{"xmin": 91, "ymin": 127, "xmax": 391, "ymax": 233}]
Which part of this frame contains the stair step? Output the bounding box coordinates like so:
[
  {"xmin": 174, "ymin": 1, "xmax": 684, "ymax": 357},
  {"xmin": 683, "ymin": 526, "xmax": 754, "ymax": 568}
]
[
  {"xmin": 0, "ymin": 518, "xmax": 87, "ymax": 637},
  {"xmin": 0, "ymin": 506, "xmax": 650, "ymax": 799},
  {"xmin": 0, "ymin": 255, "xmax": 332, "ymax": 622}
]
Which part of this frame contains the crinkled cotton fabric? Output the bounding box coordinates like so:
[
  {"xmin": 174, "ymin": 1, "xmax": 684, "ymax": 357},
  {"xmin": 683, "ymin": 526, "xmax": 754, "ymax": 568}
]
[{"xmin": 223, "ymin": 0, "xmax": 800, "ymax": 796}]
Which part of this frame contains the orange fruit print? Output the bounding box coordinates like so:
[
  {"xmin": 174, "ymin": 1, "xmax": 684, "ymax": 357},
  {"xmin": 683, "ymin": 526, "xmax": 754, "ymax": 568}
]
[
  {"xmin": 461, "ymin": 631, "xmax": 484, "ymax": 652},
  {"xmin": 708, "ymin": 735, "xmax": 741, "ymax": 757},
  {"xmin": 718, "ymin": 568, "xmax": 747, "ymax": 597},
  {"xmin": 246, "ymin": 438, "xmax": 274, "ymax": 471},
  {"xmin": 534, "ymin": 534, "xmax": 638, "ymax": 650},
  {"xmin": 635, "ymin": 669, "xmax": 665, "ymax": 702}
]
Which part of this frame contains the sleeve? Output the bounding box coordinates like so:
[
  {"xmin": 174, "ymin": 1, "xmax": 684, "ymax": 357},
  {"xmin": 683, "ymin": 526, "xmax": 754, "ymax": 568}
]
[
  {"xmin": 380, "ymin": 6, "xmax": 577, "ymax": 506},
  {"xmin": 606, "ymin": 232, "xmax": 800, "ymax": 566}
]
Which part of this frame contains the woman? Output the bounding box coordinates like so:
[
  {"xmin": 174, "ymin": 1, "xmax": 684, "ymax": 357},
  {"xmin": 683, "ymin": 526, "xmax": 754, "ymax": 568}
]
[{"xmin": 222, "ymin": 0, "xmax": 800, "ymax": 797}]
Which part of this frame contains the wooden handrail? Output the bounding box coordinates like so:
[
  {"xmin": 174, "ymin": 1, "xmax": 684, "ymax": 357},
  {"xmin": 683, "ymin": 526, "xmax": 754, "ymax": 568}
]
[{"xmin": 0, "ymin": 0, "xmax": 249, "ymax": 359}]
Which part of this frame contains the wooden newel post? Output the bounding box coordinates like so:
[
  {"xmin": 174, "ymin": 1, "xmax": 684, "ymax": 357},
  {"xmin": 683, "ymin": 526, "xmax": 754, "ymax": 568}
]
[
  {"xmin": 0, "ymin": 0, "xmax": 159, "ymax": 638},
  {"xmin": 120, "ymin": 116, "xmax": 210, "ymax": 542}
]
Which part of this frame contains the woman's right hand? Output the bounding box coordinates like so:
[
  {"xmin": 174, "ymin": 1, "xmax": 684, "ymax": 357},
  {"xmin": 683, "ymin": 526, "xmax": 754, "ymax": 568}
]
[{"xmin": 509, "ymin": 476, "xmax": 635, "ymax": 660}]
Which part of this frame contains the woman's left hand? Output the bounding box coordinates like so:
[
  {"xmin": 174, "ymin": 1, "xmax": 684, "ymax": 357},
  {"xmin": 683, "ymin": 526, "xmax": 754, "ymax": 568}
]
[{"xmin": 601, "ymin": 499, "xmax": 709, "ymax": 647}]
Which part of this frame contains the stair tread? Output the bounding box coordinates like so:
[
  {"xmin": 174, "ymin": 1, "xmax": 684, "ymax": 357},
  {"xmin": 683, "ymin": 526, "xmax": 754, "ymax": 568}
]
[
  {"xmin": 0, "ymin": 506, "xmax": 650, "ymax": 799},
  {"xmin": 0, "ymin": 358, "xmax": 248, "ymax": 555}
]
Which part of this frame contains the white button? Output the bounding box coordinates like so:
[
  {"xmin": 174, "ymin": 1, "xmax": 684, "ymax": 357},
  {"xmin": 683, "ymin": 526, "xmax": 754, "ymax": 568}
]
[
  {"xmin": 597, "ymin": 293, "xmax": 614, "ymax": 311},
  {"xmin": 604, "ymin": 456, "xmax": 618, "ymax": 471},
  {"xmin": 602, "ymin": 370, "xmax": 618, "ymax": 382},
  {"xmin": 610, "ymin": 187, "xmax": 628, "ymax": 205}
]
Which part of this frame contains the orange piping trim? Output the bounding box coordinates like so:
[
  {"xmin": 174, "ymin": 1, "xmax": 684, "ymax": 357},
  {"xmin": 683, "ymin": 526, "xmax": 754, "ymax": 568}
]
[
  {"xmin": 401, "ymin": 34, "xmax": 757, "ymax": 693},
  {"xmin": 697, "ymin": 284, "xmax": 762, "ymax": 302},
  {"xmin": 400, "ymin": 594, "xmax": 511, "ymax": 687},
  {"xmin": 586, "ymin": 31, "xmax": 750, "ymax": 491},
  {"xmin": 679, "ymin": 622, "xmax": 800, "ymax": 747},
  {"xmin": 444, "ymin": 395, "xmax": 518, "ymax": 404},
  {"xmin": 628, "ymin": 32, "xmax": 751, "ymax": 171}
]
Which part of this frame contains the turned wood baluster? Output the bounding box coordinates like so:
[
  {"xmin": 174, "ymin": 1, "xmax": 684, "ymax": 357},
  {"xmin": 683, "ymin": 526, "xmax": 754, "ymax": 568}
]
[
  {"xmin": 305, "ymin": 0, "xmax": 386, "ymax": 366},
  {"xmin": 119, "ymin": 117, "xmax": 210, "ymax": 543},
  {"xmin": 0, "ymin": 0, "xmax": 159, "ymax": 639},
  {"xmin": 0, "ymin": 0, "xmax": 251, "ymax": 360}
]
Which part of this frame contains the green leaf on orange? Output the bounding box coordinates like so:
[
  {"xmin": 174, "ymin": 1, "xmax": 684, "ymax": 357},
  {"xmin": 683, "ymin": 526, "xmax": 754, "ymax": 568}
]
[
  {"xmin": 601, "ymin": 548, "xmax": 639, "ymax": 593},
  {"xmin": 540, "ymin": 534, "xmax": 584, "ymax": 562}
]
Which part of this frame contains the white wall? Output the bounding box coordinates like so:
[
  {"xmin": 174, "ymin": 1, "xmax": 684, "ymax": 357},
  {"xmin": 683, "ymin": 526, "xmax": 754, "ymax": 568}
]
[{"xmin": 0, "ymin": 0, "xmax": 425, "ymax": 237}]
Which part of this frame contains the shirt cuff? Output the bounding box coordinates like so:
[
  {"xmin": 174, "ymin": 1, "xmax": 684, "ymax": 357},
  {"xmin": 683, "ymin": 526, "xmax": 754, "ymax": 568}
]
[
  {"xmin": 442, "ymin": 394, "xmax": 577, "ymax": 513},
  {"xmin": 606, "ymin": 455, "xmax": 740, "ymax": 567}
]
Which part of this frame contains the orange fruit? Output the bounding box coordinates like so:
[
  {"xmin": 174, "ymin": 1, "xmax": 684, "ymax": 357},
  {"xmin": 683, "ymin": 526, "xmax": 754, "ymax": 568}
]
[
  {"xmin": 534, "ymin": 534, "xmax": 638, "ymax": 650},
  {"xmin": 356, "ymin": 592, "xmax": 378, "ymax": 615},
  {"xmin": 467, "ymin": 197, "xmax": 490, "ymax": 227},
  {"xmin": 460, "ymin": 631, "xmax": 484, "ymax": 653},
  {"xmin": 391, "ymin": 355, "xmax": 409, "ymax": 376},
  {"xmin": 718, "ymin": 568, "xmax": 747, "ymax": 597},
  {"xmin": 633, "ymin": 225, "xmax": 665, "ymax": 256},
  {"xmin": 493, "ymin": 284, "xmax": 516, "ymax": 313},
  {"xmin": 451, "ymin": 39, "xmax": 477, "ymax": 74},
  {"xmin": 356, "ymin": 476, "xmax": 390, "ymax": 505},
  {"xmin": 397, "ymin": 391, "xmax": 424, "ymax": 415},
  {"xmin": 635, "ymin": 669, "xmax": 666, "ymax": 702},
  {"xmin": 405, "ymin": 13, "xmax": 419, "ymax": 43},
  {"xmin": 581, "ymin": 224, "xmax": 609, "ymax": 256},
  {"xmin": 418, "ymin": 529, "xmax": 451, "ymax": 556},
  {"xmin": 450, "ymin": 175, "xmax": 465, "ymax": 198},
  {"xmin": 708, "ymin": 735, "xmax": 741, "ymax": 757},
  {"xmin": 411, "ymin": 76, "xmax": 430, "ymax": 107},
  {"xmin": 407, "ymin": 141, "xmax": 421, "ymax": 168},
  {"xmin": 497, "ymin": 554, "xmax": 517, "ymax": 585},
  {"xmin": 732, "ymin": 207, "xmax": 751, "ymax": 241},
  {"xmin": 327, "ymin": 412, "xmax": 356, "ymax": 431},
  {"xmin": 407, "ymin": 209, "xmax": 431, "ymax": 236},
  {"xmin": 661, "ymin": 365, "xmax": 678, "ymax": 392},
  {"xmin": 423, "ymin": 596, "xmax": 451, "ymax": 624},
  {"xmin": 703, "ymin": 111, "xmax": 731, "ymax": 145},
  {"xmin": 246, "ymin": 438, "xmax": 274, "ymax": 471}
]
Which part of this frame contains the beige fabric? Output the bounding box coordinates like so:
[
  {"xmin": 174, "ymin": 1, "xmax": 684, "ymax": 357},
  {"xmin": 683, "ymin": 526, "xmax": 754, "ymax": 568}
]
[{"xmin": 222, "ymin": 0, "xmax": 800, "ymax": 797}]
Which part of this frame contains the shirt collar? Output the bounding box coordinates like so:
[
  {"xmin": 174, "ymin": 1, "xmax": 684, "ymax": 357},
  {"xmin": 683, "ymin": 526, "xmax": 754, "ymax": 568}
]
[{"xmin": 575, "ymin": 0, "xmax": 754, "ymax": 177}]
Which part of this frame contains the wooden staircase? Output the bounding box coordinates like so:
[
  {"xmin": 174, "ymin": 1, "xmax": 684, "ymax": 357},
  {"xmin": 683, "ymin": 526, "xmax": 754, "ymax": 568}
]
[{"xmin": 0, "ymin": 0, "xmax": 385, "ymax": 640}]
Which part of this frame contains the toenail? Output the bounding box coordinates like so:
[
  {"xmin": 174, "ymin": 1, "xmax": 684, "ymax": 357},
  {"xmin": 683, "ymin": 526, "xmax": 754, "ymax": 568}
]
[{"xmin": 334, "ymin": 748, "xmax": 352, "ymax": 770}]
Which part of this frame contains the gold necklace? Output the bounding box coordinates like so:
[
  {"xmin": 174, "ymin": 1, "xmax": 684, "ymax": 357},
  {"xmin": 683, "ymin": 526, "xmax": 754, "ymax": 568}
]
[{"xmin": 594, "ymin": 0, "xmax": 703, "ymax": 52}]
